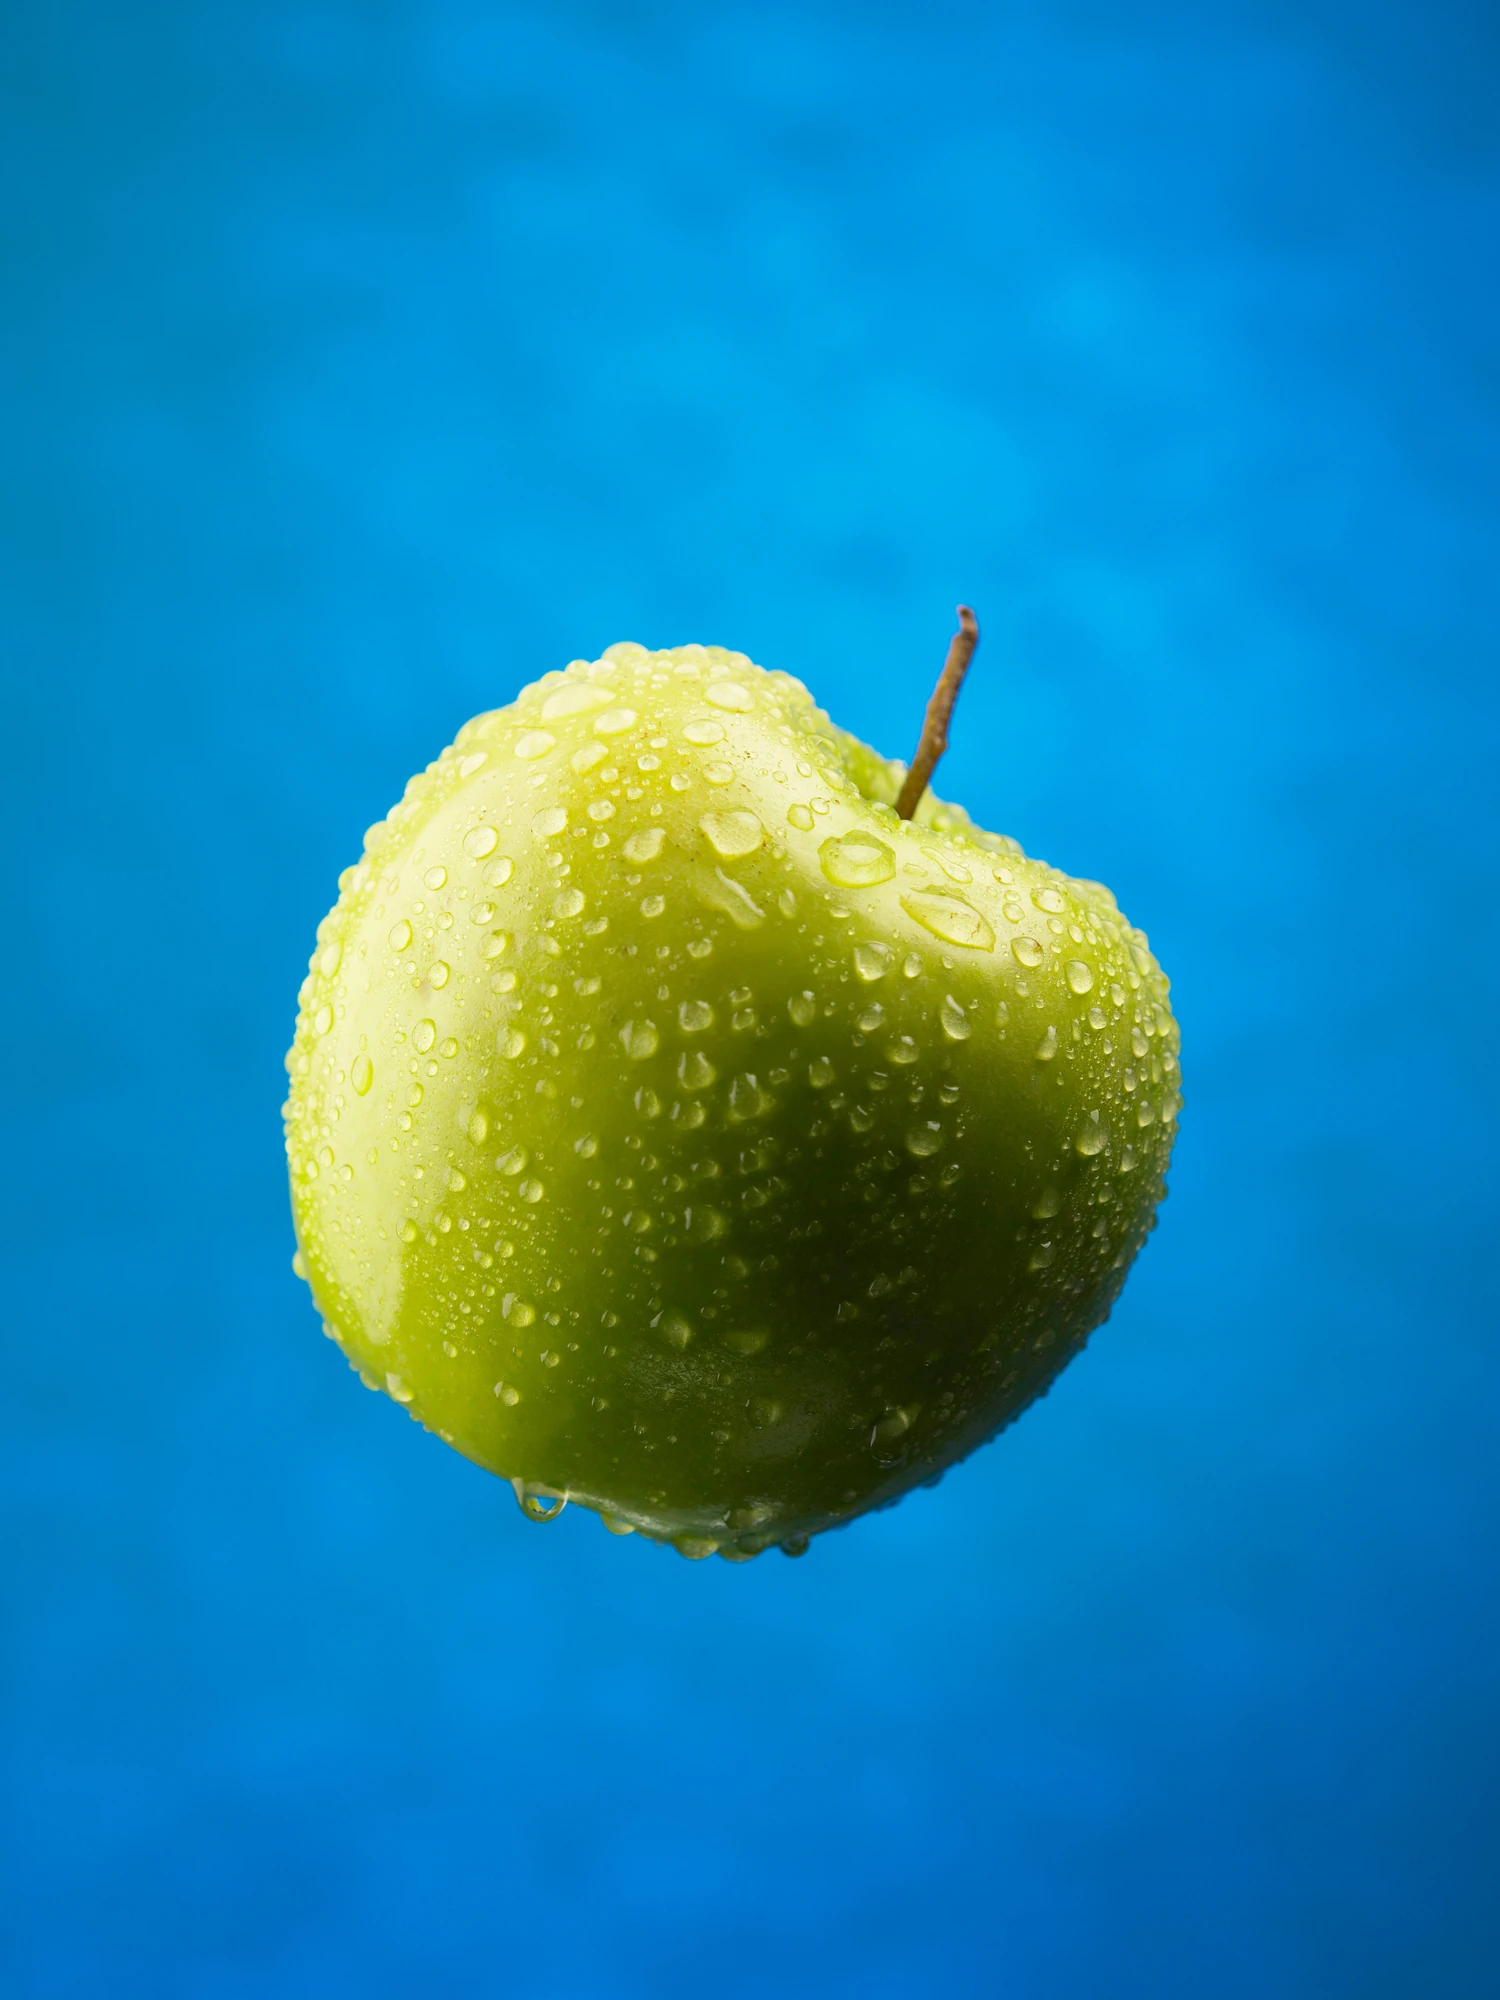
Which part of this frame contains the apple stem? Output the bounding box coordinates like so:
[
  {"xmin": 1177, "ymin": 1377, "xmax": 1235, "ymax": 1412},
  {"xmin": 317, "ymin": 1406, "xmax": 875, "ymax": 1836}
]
[{"xmin": 895, "ymin": 605, "xmax": 979, "ymax": 820}]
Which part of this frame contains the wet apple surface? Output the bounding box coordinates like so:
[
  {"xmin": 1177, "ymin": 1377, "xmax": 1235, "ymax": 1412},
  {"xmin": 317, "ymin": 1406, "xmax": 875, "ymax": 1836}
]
[{"xmin": 285, "ymin": 642, "xmax": 1180, "ymax": 1558}]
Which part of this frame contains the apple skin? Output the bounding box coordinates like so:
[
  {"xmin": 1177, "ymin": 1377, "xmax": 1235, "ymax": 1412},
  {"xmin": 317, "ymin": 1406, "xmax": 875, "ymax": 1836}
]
[{"xmin": 285, "ymin": 643, "xmax": 1180, "ymax": 1559}]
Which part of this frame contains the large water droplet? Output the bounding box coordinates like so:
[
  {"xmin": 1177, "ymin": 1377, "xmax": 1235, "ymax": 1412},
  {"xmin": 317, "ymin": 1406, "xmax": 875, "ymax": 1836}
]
[
  {"xmin": 414, "ymin": 1018, "xmax": 437, "ymax": 1053},
  {"xmin": 458, "ymin": 751, "xmax": 488, "ymax": 777},
  {"xmin": 542, "ymin": 683, "xmax": 613, "ymax": 720},
  {"xmin": 820, "ymin": 831, "xmax": 896, "ymax": 888},
  {"xmin": 699, "ymin": 810, "xmax": 763, "ymax": 859},
  {"xmin": 788, "ymin": 991, "xmax": 816, "ymax": 1026},
  {"xmin": 679, "ymin": 999, "xmax": 715, "ymax": 1033},
  {"xmin": 513, "ymin": 1478, "xmax": 567, "ymax": 1522},
  {"xmin": 1032, "ymin": 885, "xmax": 1067, "ymax": 914},
  {"xmin": 728, "ymin": 1074, "xmax": 769, "ymax": 1121},
  {"xmin": 1011, "ymin": 934, "xmax": 1044, "ymax": 968},
  {"xmin": 786, "ymin": 804, "xmax": 814, "ymax": 831},
  {"xmin": 319, "ymin": 941, "xmax": 343, "ymax": 977},
  {"xmin": 809, "ymin": 1056, "xmax": 834, "ymax": 1088},
  {"xmin": 1075, "ymin": 1113, "xmax": 1108, "ymax": 1156},
  {"xmin": 701, "ymin": 869, "xmax": 765, "ymax": 929},
  {"xmin": 468, "ymin": 1109, "xmax": 489, "ymax": 1144},
  {"xmin": 658, "ymin": 1311, "xmax": 694, "ymax": 1349},
  {"xmin": 1066, "ymin": 960, "xmax": 1094, "ymax": 995},
  {"xmin": 428, "ymin": 961, "xmax": 451, "ymax": 988},
  {"xmin": 554, "ymin": 887, "xmax": 586, "ymax": 918},
  {"xmin": 498, "ymin": 1026, "xmax": 527, "ymax": 1059},
  {"xmin": 704, "ymin": 681, "xmax": 754, "ymax": 712},
  {"xmin": 471, "ymin": 901, "xmax": 498, "ymax": 925},
  {"xmin": 571, "ymin": 741, "xmax": 608, "ymax": 774},
  {"xmin": 519, "ymin": 1178, "xmax": 545, "ymax": 1202},
  {"xmin": 389, "ymin": 920, "xmax": 413, "ymax": 952},
  {"xmin": 484, "ymin": 855, "xmax": 514, "ymax": 888},
  {"xmin": 854, "ymin": 941, "xmax": 892, "ymax": 982},
  {"xmin": 624, "ymin": 827, "xmax": 666, "ymax": 863},
  {"xmin": 312, "ymin": 1003, "xmax": 334, "ymax": 1036},
  {"xmin": 683, "ymin": 718, "xmax": 725, "ymax": 746},
  {"xmin": 352, "ymin": 1054, "xmax": 373, "ymax": 1095},
  {"xmin": 1035, "ymin": 1025, "xmax": 1058, "ymax": 1060},
  {"xmin": 424, "ymin": 865, "xmax": 448, "ymax": 890},
  {"xmin": 620, "ymin": 1019, "xmax": 660, "ymax": 1059},
  {"xmin": 906, "ymin": 1122, "xmax": 943, "ymax": 1157},
  {"xmin": 593, "ymin": 706, "xmax": 638, "ymax": 737},
  {"xmin": 677, "ymin": 1049, "xmax": 717, "ymax": 1090},
  {"xmin": 900, "ymin": 891, "xmax": 994, "ymax": 951},
  {"xmin": 532, "ymin": 806, "xmax": 568, "ymax": 838},
  {"xmin": 939, "ymin": 994, "xmax": 971, "ymax": 1040},
  {"xmin": 464, "ymin": 825, "xmax": 499, "ymax": 860},
  {"xmin": 514, "ymin": 730, "xmax": 556, "ymax": 760}
]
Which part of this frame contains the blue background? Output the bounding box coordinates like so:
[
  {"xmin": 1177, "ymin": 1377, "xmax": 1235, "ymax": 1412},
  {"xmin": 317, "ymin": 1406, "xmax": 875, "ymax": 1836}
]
[{"xmin": 3, "ymin": 3, "xmax": 1498, "ymax": 1994}]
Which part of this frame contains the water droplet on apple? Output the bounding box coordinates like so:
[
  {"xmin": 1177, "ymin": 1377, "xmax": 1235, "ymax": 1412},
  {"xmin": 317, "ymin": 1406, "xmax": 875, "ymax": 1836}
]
[
  {"xmin": 677, "ymin": 1049, "xmax": 717, "ymax": 1090},
  {"xmin": 514, "ymin": 730, "xmax": 556, "ymax": 760},
  {"xmin": 513, "ymin": 1478, "xmax": 566, "ymax": 1521},
  {"xmin": 820, "ymin": 831, "xmax": 896, "ymax": 888},
  {"xmin": 1035, "ymin": 1025, "xmax": 1058, "ymax": 1060},
  {"xmin": 498, "ymin": 1026, "xmax": 527, "ymax": 1058},
  {"xmin": 658, "ymin": 1311, "xmax": 694, "ymax": 1348},
  {"xmin": 906, "ymin": 1122, "xmax": 943, "ymax": 1157},
  {"xmin": 351, "ymin": 1053, "xmax": 373, "ymax": 1095},
  {"xmin": 428, "ymin": 961, "xmax": 450, "ymax": 988},
  {"xmin": 483, "ymin": 931, "xmax": 512, "ymax": 959},
  {"xmin": 532, "ymin": 806, "xmax": 568, "ymax": 838},
  {"xmin": 900, "ymin": 890, "xmax": 994, "ymax": 951},
  {"xmin": 889, "ymin": 1035, "xmax": 919, "ymax": 1065},
  {"xmin": 424, "ymin": 865, "xmax": 448, "ymax": 890},
  {"xmin": 728, "ymin": 1074, "xmax": 769, "ymax": 1120},
  {"xmin": 1066, "ymin": 960, "xmax": 1094, "ymax": 995},
  {"xmin": 788, "ymin": 991, "xmax": 816, "ymax": 1026},
  {"xmin": 699, "ymin": 810, "xmax": 763, "ymax": 858},
  {"xmin": 780, "ymin": 1533, "xmax": 810, "ymax": 1558},
  {"xmin": 572, "ymin": 741, "xmax": 608, "ymax": 774},
  {"xmin": 386, "ymin": 1372, "xmax": 414, "ymax": 1404},
  {"xmin": 1011, "ymin": 934, "xmax": 1044, "ymax": 968},
  {"xmin": 620, "ymin": 827, "xmax": 664, "ymax": 865},
  {"xmin": 939, "ymin": 994, "xmax": 970, "ymax": 1040},
  {"xmin": 388, "ymin": 920, "xmax": 413, "ymax": 951},
  {"xmin": 1028, "ymin": 1242, "xmax": 1056, "ymax": 1270},
  {"xmin": 1088, "ymin": 1004, "xmax": 1107, "ymax": 1029},
  {"xmin": 809, "ymin": 1057, "xmax": 834, "ymax": 1088},
  {"xmin": 679, "ymin": 1000, "xmax": 715, "ymax": 1033},
  {"xmin": 414, "ymin": 1019, "xmax": 437, "ymax": 1053},
  {"xmin": 787, "ymin": 804, "xmax": 814, "ymax": 831},
  {"xmin": 1136, "ymin": 1099, "xmax": 1158, "ymax": 1127},
  {"xmin": 519, "ymin": 1177, "xmax": 545, "ymax": 1201},
  {"xmin": 467, "ymin": 1108, "xmax": 489, "ymax": 1144},
  {"xmin": 1075, "ymin": 1113, "xmax": 1108, "ymax": 1156},
  {"xmin": 854, "ymin": 941, "xmax": 892, "ymax": 982},
  {"xmin": 312, "ymin": 1003, "xmax": 334, "ymax": 1036},
  {"xmin": 620, "ymin": 1019, "xmax": 660, "ymax": 1059},
  {"xmin": 1032, "ymin": 1186, "xmax": 1062, "ymax": 1218},
  {"xmin": 554, "ymin": 887, "xmax": 586, "ymax": 918},
  {"xmin": 319, "ymin": 941, "xmax": 343, "ymax": 977},
  {"xmin": 857, "ymin": 1003, "xmax": 885, "ymax": 1032},
  {"xmin": 1032, "ymin": 885, "xmax": 1066, "ymax": 914},
  {"xmin": 703, "ymin": 761, "xmax": 734, "ymax": 784},
  {"xmin": 484, "ymin": 854, "xmax": 514, "ymax": 887},
  {"xmin": 541, "ymin": 683, "xmax": 613, "ymax": 720},
  {"xmin": 703, "ymin": 681, "xmax": 754, "ymax": 712},
  {"xmin": 458, "ymin": 752, "xmax": 488, "ymax": 777},
  {"xmin": 593, "ymin": 706, "xmax": 638, "ymax": 737},
  {"xmin": 683, "ymin": 718, "xmax": 725, "ymax": 746}
]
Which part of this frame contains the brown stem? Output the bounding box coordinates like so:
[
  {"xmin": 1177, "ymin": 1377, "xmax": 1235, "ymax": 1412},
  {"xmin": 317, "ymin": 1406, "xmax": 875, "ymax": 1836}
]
[{"xmin": 895, "ymin": 605, "xmax": 979, "ymax": 820}]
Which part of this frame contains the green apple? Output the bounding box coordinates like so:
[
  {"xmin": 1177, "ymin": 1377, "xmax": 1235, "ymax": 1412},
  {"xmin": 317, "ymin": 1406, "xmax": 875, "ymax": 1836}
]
[{"xmin": 285, "ymin": 641, "xmax": 1179, "ymax": 1559}]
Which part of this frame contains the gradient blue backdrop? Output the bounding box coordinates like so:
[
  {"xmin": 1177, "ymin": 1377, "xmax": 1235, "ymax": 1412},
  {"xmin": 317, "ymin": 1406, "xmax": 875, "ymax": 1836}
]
[{"xmin": 3, "ymin": 3, "xmax": 1498, "ymax": 1994}]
